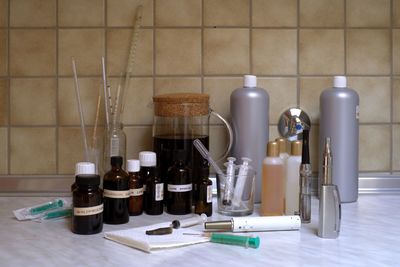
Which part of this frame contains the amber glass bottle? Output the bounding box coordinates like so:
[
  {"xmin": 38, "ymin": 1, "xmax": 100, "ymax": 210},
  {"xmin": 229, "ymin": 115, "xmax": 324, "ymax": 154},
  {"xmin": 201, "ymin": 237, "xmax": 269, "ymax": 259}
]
[
  {"xmin": 103, "ymin": 156, "xmax": 130, "ymax": 224},
  {"xmin": 195, "ymin": 161, "xmax": 212, "ymax": 216},
  {"xmin": 166, "ymin": 150, "xmax": 192, "ymax": 215},
  {"xmin": 72, "ymin": 174, "xmax": 103, "ymax": 235},
  {"xmin": 139, "ymin": 151, "xmax": 164, "ymax": 215},
  {"xmin": 127, "ymin": 159, "xmax": 143, "ymax": 216}
]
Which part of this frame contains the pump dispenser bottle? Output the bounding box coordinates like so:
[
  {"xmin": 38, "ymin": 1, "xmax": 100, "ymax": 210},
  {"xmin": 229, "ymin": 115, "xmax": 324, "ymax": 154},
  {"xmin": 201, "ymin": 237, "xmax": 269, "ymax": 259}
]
[
  {"xmin": 230, "ymin": 75, "xmax": 269, "ymax": 203},
  {"xmin": 319, "ymin": 76, "xmax": 359, "ymax": 203},
  {"xmin": 285, "ymin": 141, "xmax": 302, "ymax": 215},
  {"xmin": 261, "ymin": 141, "xmax": 285, "ymax": 216}
]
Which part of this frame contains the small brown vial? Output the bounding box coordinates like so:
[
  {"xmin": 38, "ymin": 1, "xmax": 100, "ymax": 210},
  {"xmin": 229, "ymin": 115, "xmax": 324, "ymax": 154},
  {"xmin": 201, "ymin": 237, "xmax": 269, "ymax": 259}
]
[
  {"xmin": 127, "ymin": 159, "xmax": 143, "ymax": 216},
  {"xmin": 195, "ymin": 161, "xmax": 212, "ymax": 216}
]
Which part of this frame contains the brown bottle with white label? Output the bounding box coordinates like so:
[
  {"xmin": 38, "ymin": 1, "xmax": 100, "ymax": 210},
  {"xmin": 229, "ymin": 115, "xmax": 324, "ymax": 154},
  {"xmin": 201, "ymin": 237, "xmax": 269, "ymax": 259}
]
[
  {"xmin": 166, "ymin": 150, "xmax": 192, "ymax": 215},
  {"xmin": 103, "ymin": 156, "xmax": 130, "ymax": 224},
  {"xmin": 195, "ymin": 160, "xmax": 212, "ymax": 216},
  {"xmin": 72, "ymin": 162, "xmax": 103, "ymax": 235},
  {"xmin": 127, "ymin": 159, "xmax": 143, "ymax": 216}
]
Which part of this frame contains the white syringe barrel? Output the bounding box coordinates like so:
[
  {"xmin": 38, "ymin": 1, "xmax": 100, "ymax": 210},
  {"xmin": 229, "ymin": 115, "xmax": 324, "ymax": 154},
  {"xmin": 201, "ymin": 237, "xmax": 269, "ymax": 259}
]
[{"xmin": 232, "ymin": 216, "xmax": 301, "ymax": 232}]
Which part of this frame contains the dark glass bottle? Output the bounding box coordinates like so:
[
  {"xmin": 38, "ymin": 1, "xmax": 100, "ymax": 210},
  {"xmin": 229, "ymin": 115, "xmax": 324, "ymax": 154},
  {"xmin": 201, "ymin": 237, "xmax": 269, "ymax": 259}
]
[
  {"xmin": 139, "ymin": 151, "xmax": 163, "ymax": 215},
  {"xmin": 72, "ymin": 174, "xmax": 103, "ymax": 235},
  {"xmin": 195, "ymin": 161, "xmax": 213, "ymax": 216},
  {"xmin": 167, "ymin": 150, "xmax": 192, "ymax": 215},
  {"xmin": 127, "ymin": 159, "xmax": 143, "ymax": 216},
  {"xmin": 103, "ymin": 156, "xmax": 130, "ymax": 224}
]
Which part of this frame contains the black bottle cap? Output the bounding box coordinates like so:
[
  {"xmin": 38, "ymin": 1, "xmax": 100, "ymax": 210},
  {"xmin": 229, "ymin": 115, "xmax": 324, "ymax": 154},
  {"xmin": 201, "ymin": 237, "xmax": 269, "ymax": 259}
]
[
  {"xmin": 76, "ymin": 174, "xmax": 100, "ymax": 186},
  {"xmin": 111, "ymin": 156, "xmax": 123, "ymax": 166},
  {"xmin": 301, "ymin": 129, "xmax": 310, "ymax": 164},
  {"xmin": 201, "ymin": 160, "xmax": 210, "ymax": 178},
  {"xmin": 173, "ymin": 149, "xmax": 187, "ymax": 162}
]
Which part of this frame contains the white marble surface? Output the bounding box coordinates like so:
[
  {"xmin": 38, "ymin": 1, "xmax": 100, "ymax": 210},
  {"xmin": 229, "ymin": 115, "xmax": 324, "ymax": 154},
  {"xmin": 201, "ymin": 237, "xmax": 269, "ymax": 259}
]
[{"xmin": 1, "ymin": 195, "xmax": 399, "ymax": 267}]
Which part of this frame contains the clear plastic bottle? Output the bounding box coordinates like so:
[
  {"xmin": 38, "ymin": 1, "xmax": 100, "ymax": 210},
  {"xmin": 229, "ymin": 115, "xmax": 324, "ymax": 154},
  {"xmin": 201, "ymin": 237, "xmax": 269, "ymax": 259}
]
[
  {"xmin": 285, "ymin": 141, "xmax": 302, "ymax": 215},
  {"xmin": 261, "ymin": 141, "xmax": 285, "ymax": 216},
  {"xmin": 230, "ymin": 75, "xmax": 269, "ymax": 203}
]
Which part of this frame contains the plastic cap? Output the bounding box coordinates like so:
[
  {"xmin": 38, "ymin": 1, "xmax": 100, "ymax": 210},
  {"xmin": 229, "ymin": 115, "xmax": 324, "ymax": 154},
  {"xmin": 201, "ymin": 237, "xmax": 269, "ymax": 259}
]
[
  {"xmin": 75, "ymin": 162, "xmax": 95, "ymax": 176},
  {"xmin": 126, "ymin": 159, "xmax": 140, "ymax": 172},
  {"xmin": 291, "ymin": 140, "xmax": 302, "ymax": 156},
  {"xmin": 275, "ymin": 137, "xmax": 287, "ymax": 154},
  {"xmin": 267, "ymin": 141, "xmax": 279, "ymax": 157},
  {"xmin": 139, "ymin": 151, "xmax": 157, "ymax": 167},
  {"xmin": 333, "ymin": 76, "xmax": 346, "ymax": 88},
  {"xmin": 244, "ymin": 75, "xmax": 257, "ymax": 88}
]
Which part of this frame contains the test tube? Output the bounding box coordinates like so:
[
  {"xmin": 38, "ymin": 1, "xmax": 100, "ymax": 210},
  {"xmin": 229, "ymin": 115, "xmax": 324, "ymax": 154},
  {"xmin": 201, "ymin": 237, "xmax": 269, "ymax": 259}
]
[
  {"xmin": 223, "ymin": 157, "xmax": 236, "ymax": 206},
  {"xmin": 232, "ymin": 157, "xmax": 251, "ymax": 208}
]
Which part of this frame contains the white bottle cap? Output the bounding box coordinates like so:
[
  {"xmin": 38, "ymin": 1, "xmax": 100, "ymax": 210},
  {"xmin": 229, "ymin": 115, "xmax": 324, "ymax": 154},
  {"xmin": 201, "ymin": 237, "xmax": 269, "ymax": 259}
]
[
  {"xmin": 139, "ymin": 151, "xmax": 157, "ymax": 167},
  {"xmin": 333, "ymin": 76, "xmax": 347, "ymax": 88},
  {"xmin": 75, "ymin": 162, "xmax": 95, "ymax": 176},
  {"xmin": 126, "ymin": 159, "xmax": 140, "ymax": 172},
  {"xmin": 244, "ymin": 75, "xmax": 257, "ymax": 88}
]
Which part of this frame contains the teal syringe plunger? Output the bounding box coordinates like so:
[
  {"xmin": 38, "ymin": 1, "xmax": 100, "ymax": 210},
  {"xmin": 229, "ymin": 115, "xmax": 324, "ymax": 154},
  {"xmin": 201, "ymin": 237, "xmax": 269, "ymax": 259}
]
[{"xmin": 209, "ymin": 233, "xmax": 260, "ymax": 249}]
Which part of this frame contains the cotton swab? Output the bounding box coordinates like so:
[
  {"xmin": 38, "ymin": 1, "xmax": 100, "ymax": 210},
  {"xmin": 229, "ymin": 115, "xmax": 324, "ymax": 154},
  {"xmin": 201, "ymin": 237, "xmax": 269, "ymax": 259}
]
[{"xmin": 71, "ymin": 58, "xmax": 89, "ymax": 161}]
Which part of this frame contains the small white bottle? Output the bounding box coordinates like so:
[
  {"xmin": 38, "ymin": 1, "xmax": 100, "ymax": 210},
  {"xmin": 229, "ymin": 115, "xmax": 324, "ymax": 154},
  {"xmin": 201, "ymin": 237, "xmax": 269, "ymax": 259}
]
[
  {"xmin": 285, "ymin": 141, "xmax": 302, "ymax": 215},
  {"xmin": 261, "ymin": 141, "xmax": 285, "ymax": 216}
]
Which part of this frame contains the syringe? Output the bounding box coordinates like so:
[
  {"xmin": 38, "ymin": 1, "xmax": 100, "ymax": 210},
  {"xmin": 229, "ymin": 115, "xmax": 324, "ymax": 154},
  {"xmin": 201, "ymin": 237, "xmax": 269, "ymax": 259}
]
[
  {"xmin": 232, "ymin": 157, "xmax": 251, "ymax": 208},
  {"xmin": 223, "ymin": 157, "xmax": 236, "ymax": 206},
  {"xmin": 146, "ymin": 214, "xmax": 208, "ymax": 235}
]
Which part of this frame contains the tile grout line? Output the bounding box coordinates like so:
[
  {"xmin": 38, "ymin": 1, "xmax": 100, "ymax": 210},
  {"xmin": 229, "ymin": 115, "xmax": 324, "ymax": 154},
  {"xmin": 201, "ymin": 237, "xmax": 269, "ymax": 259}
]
[
  {"xmin": 201, "ymin": 0, "xmax": 204, "ymax": 93},
  {"xmin": 7, "ymin": 0, "xmax": 10, "ymax": 174},
  {"xmin": 296, "ymin": 0, "xmax": 300, "ymax": 106},
  {"xmin": 249, "ymin": 0, "xmax": 252, "ymax": 75},
  {"xmin": 55, "ymin": 0, "xmax": 59, "ymax": 174},
  {"xmin": 153, "ymin": 0, "xmax": 156, "ymax": 96},
  {"xmin": 390, "ymin": 0, "xmax": 394, "ymax": 174}
]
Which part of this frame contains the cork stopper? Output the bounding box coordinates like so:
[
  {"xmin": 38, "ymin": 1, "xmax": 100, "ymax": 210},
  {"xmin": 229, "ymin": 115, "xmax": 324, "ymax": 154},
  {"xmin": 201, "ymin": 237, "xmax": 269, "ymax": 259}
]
[
  {"xmin": 275, "ymin": 137, "xmax": 287, "ymax": 154},
  {"xmin": 291, "ymin": 140, "xmax": 302, "ymax": 156},
  {"xmin": 153, "ymin": 93, "xmax": 209, "ymax": 117},
  {"xmin": 267, "ymin": 141, "xmax": 279, "ymax": 157}
]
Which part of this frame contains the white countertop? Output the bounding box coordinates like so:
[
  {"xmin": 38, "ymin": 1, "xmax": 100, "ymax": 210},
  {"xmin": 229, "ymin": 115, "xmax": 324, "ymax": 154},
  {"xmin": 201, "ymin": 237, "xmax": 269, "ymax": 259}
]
[{"xmin": 0, "ymin": 195, "xmax": 399, "ymax": 267}]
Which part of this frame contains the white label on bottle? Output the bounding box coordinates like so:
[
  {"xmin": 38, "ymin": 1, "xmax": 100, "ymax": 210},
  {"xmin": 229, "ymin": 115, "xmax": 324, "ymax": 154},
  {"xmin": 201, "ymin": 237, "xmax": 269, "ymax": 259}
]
[
  {"xmin": 110, "ymin": 137, "xmax": 119, "ymax": 156},
  {"xmin": 356, "ymin": 105, "xmax": 360, "ymax": 120},
  {"xmin": 130, "ymin": 187, "xmax": 144, "ymax": 196},
  {"xmin": 74, "ymin": 204, "xmax": 103, "ymax": 216},
  {"xmin": 167, "ymin": 183, "xmax": 192, "ymax": 192},
  {"xmin": 103, "ymin": 189, "xmax": 130, "ymax": 199},
  {"xmin": 143, "ymin": 184, "xmax": 147, "ymax": 192},
  {"xmin": 155, "ymin": 183, "xmax": 164, "ymax": 201},
  {"xmin": 207, "ymin": 185, "xmax": 213, "ymax": 203}
]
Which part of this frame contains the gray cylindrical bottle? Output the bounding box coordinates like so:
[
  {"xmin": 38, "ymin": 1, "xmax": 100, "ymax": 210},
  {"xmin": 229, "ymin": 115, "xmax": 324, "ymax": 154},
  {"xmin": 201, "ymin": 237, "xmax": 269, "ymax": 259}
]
[
  {"xmin": 318, "ymin": 76, "xmax": 359, "ymax": 203},
  {"xmin": 230, "ymin": 75, "xmax": 269, "ymax": 203}
]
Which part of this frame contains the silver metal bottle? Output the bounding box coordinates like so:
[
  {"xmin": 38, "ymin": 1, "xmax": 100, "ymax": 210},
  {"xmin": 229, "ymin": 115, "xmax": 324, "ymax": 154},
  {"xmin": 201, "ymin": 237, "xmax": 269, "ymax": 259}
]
[
  {"xmin": 318, "ymin": 137, "xmax": 341, "ymax": 238},
  {"xmin": 318, "ymin": 76, "xmax": 359, "ymax": 203},
  {"xmin": 230, "ymin": 75, "xmax": 269, "ymax": 203}
]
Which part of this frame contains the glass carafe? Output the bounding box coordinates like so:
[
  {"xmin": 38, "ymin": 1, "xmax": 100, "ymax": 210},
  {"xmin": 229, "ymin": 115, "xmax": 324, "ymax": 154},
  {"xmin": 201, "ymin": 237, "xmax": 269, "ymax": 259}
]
[{"xmin": 152, "ymin": 93, "xmax": 232, "ymax": 190}]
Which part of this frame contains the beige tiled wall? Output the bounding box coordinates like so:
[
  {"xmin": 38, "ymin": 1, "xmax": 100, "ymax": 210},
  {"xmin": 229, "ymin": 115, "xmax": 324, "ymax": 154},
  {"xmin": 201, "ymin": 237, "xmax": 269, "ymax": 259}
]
[{"xmin": 0, "ymin": 0, "xmax": 399, "ymax": 176}]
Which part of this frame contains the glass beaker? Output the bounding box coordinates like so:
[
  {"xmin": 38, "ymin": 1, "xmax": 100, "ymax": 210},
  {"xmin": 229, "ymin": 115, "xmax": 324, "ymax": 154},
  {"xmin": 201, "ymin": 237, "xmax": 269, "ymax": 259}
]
[{"xmin": 152, "ymin": 93, "xmax": 232, "ymax": 191}]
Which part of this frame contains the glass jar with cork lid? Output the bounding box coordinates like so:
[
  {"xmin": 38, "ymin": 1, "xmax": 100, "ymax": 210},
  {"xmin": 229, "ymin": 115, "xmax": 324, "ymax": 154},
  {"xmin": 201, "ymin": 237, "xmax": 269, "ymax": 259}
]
[{"xmin": 152, "ymin": 93, "xmax": 233, "ymax": 197}]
